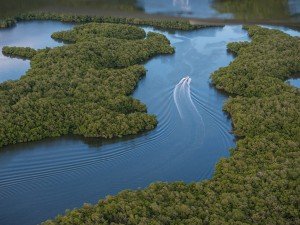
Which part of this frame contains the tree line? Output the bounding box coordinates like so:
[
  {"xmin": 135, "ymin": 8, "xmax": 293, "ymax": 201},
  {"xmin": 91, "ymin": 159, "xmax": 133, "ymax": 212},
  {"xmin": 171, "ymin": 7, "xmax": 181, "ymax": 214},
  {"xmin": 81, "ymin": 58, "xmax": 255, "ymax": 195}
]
[{"xmin": 0, "ymin": 12, "xmax": 220, "ymax": 31}]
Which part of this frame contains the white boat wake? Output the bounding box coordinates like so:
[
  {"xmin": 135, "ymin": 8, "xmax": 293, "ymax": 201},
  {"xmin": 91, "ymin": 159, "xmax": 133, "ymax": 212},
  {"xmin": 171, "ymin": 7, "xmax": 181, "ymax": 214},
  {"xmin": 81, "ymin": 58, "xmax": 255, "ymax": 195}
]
[
  {"xmin": 173, "ymin": 76, "xmax": 205, "ymax": 140},
  {"xmin": 173, "ymin": 76, "xmax": 199, "ymax": 118}
]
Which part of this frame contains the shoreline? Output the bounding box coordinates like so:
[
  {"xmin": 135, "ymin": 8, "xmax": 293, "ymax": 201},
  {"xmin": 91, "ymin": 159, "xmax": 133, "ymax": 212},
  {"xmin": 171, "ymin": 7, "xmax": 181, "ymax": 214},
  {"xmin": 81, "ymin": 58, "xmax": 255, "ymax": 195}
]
[
  {"xmin": 1, "ymin": 9, "xmax": 300, "ymax": 30},
  {"xmin": 35, "ymin": 9, "xmax": 300, "ymax": 29}
]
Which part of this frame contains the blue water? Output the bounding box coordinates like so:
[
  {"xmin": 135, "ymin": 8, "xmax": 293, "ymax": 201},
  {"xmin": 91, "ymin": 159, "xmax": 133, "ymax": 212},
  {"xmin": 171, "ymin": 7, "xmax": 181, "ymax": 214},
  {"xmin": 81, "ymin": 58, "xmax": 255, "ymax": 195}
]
[
  {"xmin": 287, "ymin": 78, "xmax": 300, "ymax": 88},
  {"xmin": 138, "ymin": 0, "xmax": 232, "ymax": 19},
  {"xmin": 0, "ymin": 21, "xmax": 74, "ymax": 82},
  {"xmin": 0, "ymin": 22, "xmax": 298, "ymax": 225},
  {"xmin": 261, "ymin": 25, "xmax": 300, "ymax": 37},
  {"xmin": 138, "ymin": 0, "xmax": 300, "ymax": 20}
]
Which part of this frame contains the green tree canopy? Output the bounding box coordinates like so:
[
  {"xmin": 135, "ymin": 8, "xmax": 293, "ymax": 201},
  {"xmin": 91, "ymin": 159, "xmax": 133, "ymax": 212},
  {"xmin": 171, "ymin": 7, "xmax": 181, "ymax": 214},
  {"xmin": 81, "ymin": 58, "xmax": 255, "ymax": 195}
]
[
  {"xmin": 42, "ymin": 26, "xmax": 300, "ymax": 225},
  {"xmin": 0, "ymin": 22, "xmax": 174, "ymax": 147}
]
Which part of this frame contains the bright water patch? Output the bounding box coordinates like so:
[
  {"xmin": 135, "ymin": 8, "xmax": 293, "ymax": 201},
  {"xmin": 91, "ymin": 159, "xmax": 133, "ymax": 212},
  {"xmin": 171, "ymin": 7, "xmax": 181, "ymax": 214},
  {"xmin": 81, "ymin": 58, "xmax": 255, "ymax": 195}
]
[
  {"xmin": 0, "ymin": 21, "xmax": 74, "ymax": 82},
  {"xmin": 138, "ymin": 0, "xmax": 232, "ymax": 19},
  {"xmin": 260, "ymin": 25, "xmax": 300, "ymax": 36},
  {"xmin": 0, "ymin": 22, "xmax": 266, "ymax": 225},
  {"xmin": 287, "ymin": 78, "xmax": 300, "ymax": 88}
]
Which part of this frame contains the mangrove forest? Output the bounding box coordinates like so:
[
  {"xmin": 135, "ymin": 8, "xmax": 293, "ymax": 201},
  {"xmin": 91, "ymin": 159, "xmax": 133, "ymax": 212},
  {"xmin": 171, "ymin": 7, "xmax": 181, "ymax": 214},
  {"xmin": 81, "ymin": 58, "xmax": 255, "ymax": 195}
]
[{"xmin": 41, "ymin": 26, "xmax": 300, "ymax": 225}]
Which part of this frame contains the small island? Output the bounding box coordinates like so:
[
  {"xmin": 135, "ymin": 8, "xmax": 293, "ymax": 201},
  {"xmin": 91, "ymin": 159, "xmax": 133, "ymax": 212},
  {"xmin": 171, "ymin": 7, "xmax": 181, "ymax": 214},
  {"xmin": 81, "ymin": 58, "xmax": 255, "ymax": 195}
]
[{"xmin": 0, "ymin": 22, "xmax": 175, "ymax": 147}]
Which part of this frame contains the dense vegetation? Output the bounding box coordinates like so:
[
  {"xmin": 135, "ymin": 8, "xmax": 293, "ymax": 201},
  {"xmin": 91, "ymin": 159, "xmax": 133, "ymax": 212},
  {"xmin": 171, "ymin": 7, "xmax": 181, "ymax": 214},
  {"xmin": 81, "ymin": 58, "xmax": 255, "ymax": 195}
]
[
  {"xmin": 0, "ymin": 12, "xmax": 214, "ymax": 31},
  {"xmin": 51, "ymin": 22, "xmax": 146, "ymax": 42},
  {"xmin": 42, "ymin": 26, "xmax": 300, "ymax": 225},
  {"xmin": 0, "ymin": 17, "xmax": 15, "ymax": 28},
  {"xmin": 2, "ymin": 46, "xmax": 37, "ymax": 59},
  {"xmin": 0, "ymin": 23, "xmax": 174, "ymax": 148},
  {"xmin": 212, "ymin": 26, "xmax": 300, "ymax": 97}
]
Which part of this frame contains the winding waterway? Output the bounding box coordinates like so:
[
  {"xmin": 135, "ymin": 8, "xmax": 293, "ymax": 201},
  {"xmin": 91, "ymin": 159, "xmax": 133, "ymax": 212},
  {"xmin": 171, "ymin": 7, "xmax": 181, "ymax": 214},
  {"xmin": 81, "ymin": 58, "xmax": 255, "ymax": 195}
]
[{"xmin": 0, "ymin": 22, "xmax": 298, "ymax": 225}]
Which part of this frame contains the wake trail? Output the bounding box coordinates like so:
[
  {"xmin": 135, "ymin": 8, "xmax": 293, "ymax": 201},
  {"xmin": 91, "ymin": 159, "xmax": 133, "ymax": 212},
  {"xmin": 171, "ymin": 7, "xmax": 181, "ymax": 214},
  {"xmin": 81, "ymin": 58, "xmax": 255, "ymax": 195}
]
[
  {"xmin": 173, "ymin": 77, "xmax": 203, "ymax": 121},
  {"xmin": 173, "ymin": 76, "xmax": 206, "ymax": 144},
  {"xmin": 173, "ymin": 77, "xmax": 187, "ymax": 118}
]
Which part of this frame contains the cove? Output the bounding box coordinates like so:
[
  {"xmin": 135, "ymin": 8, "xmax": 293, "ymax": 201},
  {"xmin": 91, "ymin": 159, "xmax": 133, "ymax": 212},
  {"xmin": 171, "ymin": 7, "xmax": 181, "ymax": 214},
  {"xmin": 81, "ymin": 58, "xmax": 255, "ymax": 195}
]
[
  {"xmin": 0, "ymin": 22, "xmax": 298, "ymax": 225},
  {"xmin": 0, "ymin": 21, "xmax": 74, "ymax": 82}
]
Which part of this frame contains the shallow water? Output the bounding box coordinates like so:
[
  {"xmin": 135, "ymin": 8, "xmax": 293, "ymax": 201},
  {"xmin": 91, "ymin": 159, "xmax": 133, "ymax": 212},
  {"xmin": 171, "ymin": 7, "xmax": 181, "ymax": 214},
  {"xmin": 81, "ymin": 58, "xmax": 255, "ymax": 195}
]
[{"xmin": 0, "ymin": 22, "xmax": 298, "ymax": 225}]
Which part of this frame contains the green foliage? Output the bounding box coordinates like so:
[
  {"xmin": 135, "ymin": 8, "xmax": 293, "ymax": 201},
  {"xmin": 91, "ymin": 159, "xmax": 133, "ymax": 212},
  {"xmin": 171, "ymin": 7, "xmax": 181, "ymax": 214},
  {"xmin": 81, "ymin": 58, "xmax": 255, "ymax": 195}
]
[
  {"xmin": 0, "ymin": 22, "xmax": 174, "ymax": 147},
  {"xmin": 224, "ymin": 93, "xmax": 300, "ymax": 140},
  {"xmin": 51, "ymin": 22, "xmax": 146, "ymax": 42},
  {"xmin": 212, "ymin": 26, "xmax": 300, "ymax": 97},
  {"xmin": 2, "ymin": 46, "xmax": 37, "ymax": 59},
  {"xmin": 42, "ymin": 26, "xmax": 300, "ymax": 225},
  {"xmin": 0, "ymin": 12, "xmax": 217, "ymax": 30},
  {"xmin": 226, "ymin": 41, "xmax": 250, "ymax": 55}
]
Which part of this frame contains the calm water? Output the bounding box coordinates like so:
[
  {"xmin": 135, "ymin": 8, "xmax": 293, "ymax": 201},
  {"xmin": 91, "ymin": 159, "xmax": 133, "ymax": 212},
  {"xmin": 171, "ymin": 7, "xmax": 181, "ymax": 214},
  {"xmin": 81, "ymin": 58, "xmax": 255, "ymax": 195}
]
[
  {"xmin": 0, "ymin": 21, "xmax": 74, "ymax": 82},
  {"xmin": 0, "ymin": 0, "xmax": 299, "ymax": 22},
  {"xmin": 141, "ymin": 0, "xmax": 300, "ymax": 21},
  {"xmin": 287, "ymin": 78, "xmax": 300, "ymax": 88},
  {"xmin": 0, "ymin": 21, "xmax": 245, "ymax": 225},
  {"xmin": 0, "ymin": 22, "xmax": 299, "ymax": 225}
]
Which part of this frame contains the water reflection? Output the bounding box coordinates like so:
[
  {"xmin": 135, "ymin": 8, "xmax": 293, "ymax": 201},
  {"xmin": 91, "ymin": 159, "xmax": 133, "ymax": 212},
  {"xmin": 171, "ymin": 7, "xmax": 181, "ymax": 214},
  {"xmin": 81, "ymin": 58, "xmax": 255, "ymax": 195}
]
[
  {"xmin": 213, "ymin": 0, "xmax": 294, "ymax": 20},
  {"xmin": 289, "ymin": 0, "xmax": 300, "ymax": 17},
  {"xmin": 0, "ymin": 0, "xmax": 298, "ymax": 22},
  {"xmin": 139, "ymin": 0, "xmax": 299, "ymax": 21},
  {"xmin": 139, "ymin": 0, "xmax": 227, "ymax": 18},
  {"xmin": 173, "ymin": 0, "xmax": 191, "ymax": 12}
]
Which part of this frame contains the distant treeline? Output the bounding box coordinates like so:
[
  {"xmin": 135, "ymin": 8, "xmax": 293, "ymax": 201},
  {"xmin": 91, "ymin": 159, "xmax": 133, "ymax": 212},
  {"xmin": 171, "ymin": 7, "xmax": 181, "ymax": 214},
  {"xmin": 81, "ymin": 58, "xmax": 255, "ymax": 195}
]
[
  {"xmin": 42, "ymin": 26, "xmax": 300, "ymax": 225},
  {"xmin": 0, "ymin": 23, "xmax": 174, "ymax": 148},
  {"xmin": 0, "ymin": 12, "xmax": 217, "ymax": 30}
]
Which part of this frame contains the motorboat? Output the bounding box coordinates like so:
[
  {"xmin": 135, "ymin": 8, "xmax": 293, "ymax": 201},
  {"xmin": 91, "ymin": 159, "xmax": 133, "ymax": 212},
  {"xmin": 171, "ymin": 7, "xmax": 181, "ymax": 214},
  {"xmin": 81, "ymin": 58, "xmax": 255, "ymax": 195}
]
[
  {"xmin": 183, "ymin": 76, "xmax": 191, "ymax": 85},
  {"xmin": 178, "ymin": 76, "xmax": 191, "ymax": 86}
]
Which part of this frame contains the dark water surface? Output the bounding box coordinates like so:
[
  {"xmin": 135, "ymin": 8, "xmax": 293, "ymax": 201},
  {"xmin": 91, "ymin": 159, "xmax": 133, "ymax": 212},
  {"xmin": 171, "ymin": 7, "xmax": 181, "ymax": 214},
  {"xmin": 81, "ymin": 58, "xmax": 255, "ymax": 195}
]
[
  {"xmin": 0, "ymin": 0, "xmax": 299, "ymax": 22},
  {"xmin": 0, "ymin": 22, "xmax": 299, "ymax": 225}
]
